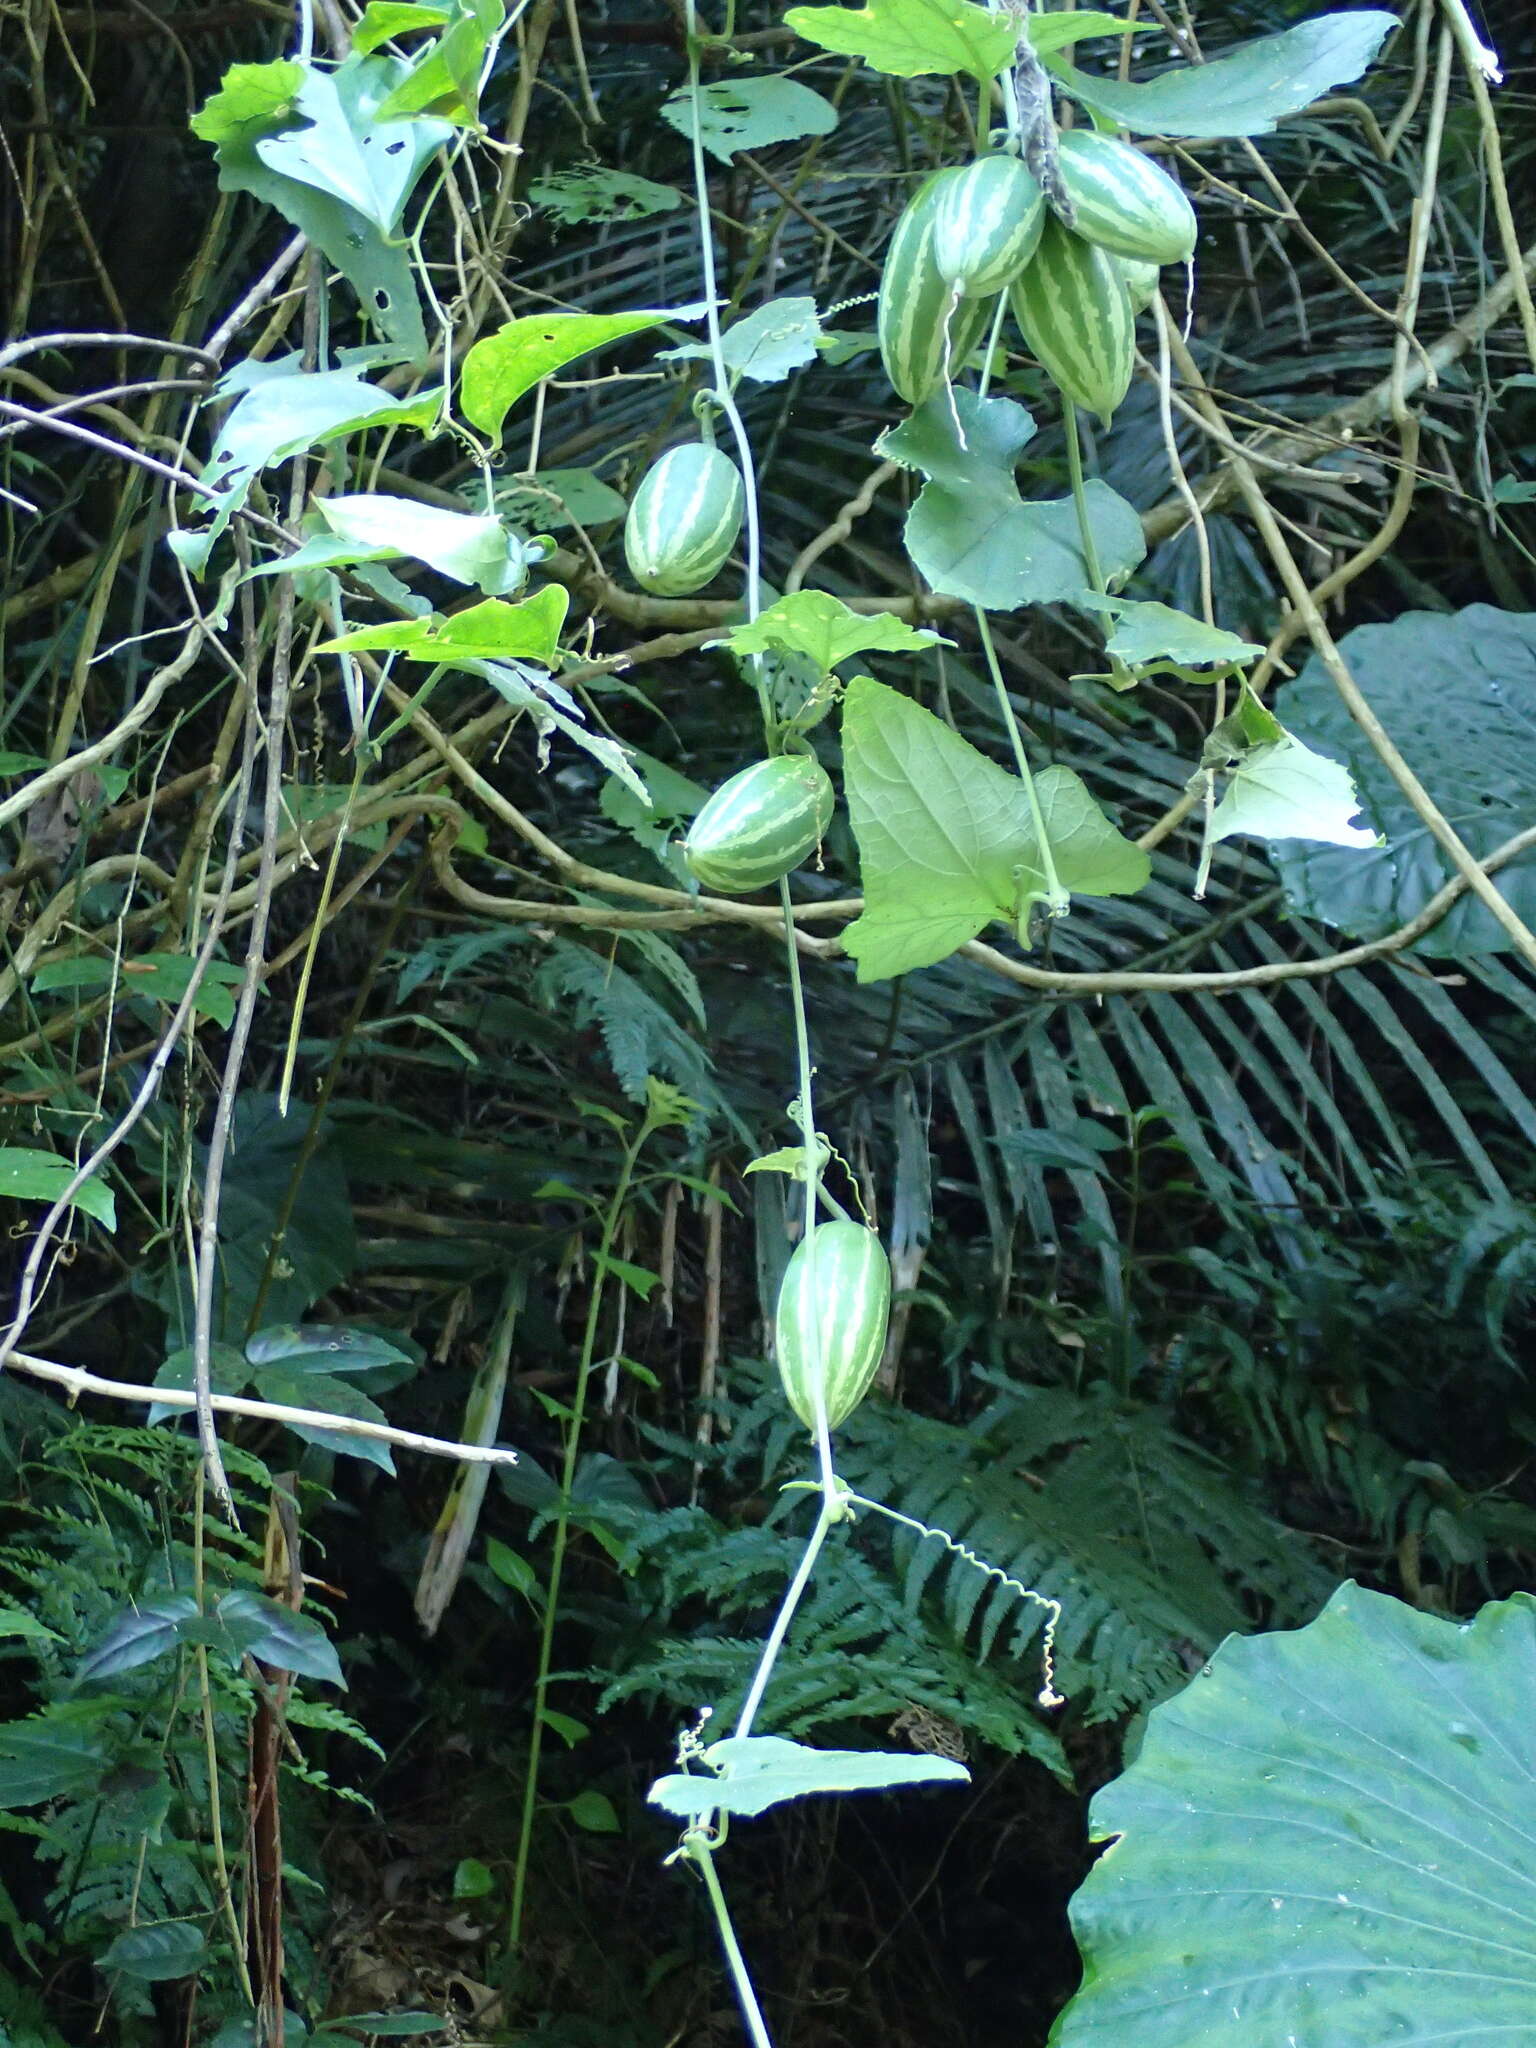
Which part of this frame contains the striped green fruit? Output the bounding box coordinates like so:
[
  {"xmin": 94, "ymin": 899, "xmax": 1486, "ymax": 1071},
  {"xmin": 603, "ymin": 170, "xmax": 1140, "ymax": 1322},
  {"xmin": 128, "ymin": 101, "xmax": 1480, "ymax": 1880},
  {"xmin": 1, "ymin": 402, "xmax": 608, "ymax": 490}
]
[
  {"xmin": 879, "ymin": 175, "xmax": 999, "ymax": 404},
  {"xmin": 1009, "ymin": 217, "xmax": 1135, "ymax": 423},
  {"xmin": 774, "ymin": 1220, "xmax": 891, "ymax": 1432},
  {"xmin": 623, "ymin": 442, "xmax": 744, "ymax": 596},
  {"xmin": 932, "ymin": 154, "xmax": 1046, "ymax": 299},
  {"xmin": 1055, "ymin": 130, "xmax": 1197, "ymax": 267},
  {"xmin": 683, "ymin": 754, "xmax": 835, "ymax": 895},
  {"xmin": 1116, "ymin": 254, "xmax": 1161, "ymax": 315}
]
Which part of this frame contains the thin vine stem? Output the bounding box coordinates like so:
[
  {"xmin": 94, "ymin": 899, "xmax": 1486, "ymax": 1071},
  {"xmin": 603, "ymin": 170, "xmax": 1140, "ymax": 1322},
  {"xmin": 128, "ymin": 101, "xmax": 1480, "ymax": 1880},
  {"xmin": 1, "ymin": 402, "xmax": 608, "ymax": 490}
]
[
  {"xmin": 684, "ymin": 1832, "xmax": 777, "ymax": 2048},
  {"xmin": 508, "ymin": 1109, "xmax": 654, "ymax": 1950},
  {"xmin": 975, "ymin": 610, "xmax": 1067, "ymax": 914}
]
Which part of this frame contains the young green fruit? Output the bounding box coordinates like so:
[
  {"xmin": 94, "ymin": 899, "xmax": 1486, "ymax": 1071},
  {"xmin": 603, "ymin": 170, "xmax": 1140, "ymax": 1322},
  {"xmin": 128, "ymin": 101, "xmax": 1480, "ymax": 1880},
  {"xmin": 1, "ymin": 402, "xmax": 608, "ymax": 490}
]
[
  {"xmin": 1054, "ymin": 130, "xmax": 1197, "ymax": 267},
  {"xmin": 1116, "ymin": 254, "xmax": 1161, "ymax": 315},
  {"xmin": 878, "ymin": 175, "xmax": 1000, "ymax": 404},
  {"xmin": 1009, "ymin": 217, "xmax": 1135, "ymax": 423},
  {"xmin": 774, "ymin": 1220, "xmax": 892, "ymax": 1432},
  {"xmin": 683, "ymin": 755, "xmax": 835, "ymax": 895},
  {"xmin": 931, "ymin": 154, "xmax": 1046, "ymax": 299},
  {"xmin": 623, "ymin": 443, "xmax": 744, "ymax": 596}
]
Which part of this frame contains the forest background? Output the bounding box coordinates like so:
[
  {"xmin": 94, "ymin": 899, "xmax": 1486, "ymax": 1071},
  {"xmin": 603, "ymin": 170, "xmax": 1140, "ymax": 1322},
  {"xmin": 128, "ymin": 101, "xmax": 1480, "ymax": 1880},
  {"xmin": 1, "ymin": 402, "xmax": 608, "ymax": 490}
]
[{"xmin": 2, "ymin": 0, "xmax": 1536, "ymax": 2044}]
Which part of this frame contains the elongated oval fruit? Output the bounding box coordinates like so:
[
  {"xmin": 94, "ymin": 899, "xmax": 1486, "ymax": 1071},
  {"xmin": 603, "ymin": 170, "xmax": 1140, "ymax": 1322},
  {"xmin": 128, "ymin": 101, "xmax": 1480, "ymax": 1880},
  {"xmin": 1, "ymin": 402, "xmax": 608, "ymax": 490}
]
[
  {"xmin": 774, "ymin": 1221, "xmax": 892, "ymax": 1432},
  {"xmin": 683, "ymin": 755, "xmax": 835, "ymax": 894},
  {"xmin": 1009, "ymin": 217, "xmax": 1135, "ymax": 423},
  {"xmin": 931, "ymin": 154, "xmax": 1046, "ymax": 299},
  {"xmin": 1116, "ymin": 254, "xmax": 1161, "ymax": 316},
  {"xmin": 1054, "ymin": 130, "xmax": 1197, "ymax": 266},
  {"xmin": 879, "ymin": 175, "xmax": 999, "ymax": 404},
  {"xmin": 624, "ymin": 443, "xmax": 744, "ymax": 596}
]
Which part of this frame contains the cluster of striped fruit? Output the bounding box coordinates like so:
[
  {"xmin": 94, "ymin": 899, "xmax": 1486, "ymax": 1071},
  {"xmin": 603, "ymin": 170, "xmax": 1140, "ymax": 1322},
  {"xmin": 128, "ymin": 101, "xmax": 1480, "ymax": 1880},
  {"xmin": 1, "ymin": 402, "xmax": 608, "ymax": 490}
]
[{"xmin": 879, "ymin": 128, "xmax": 1197, "ymax": 423}]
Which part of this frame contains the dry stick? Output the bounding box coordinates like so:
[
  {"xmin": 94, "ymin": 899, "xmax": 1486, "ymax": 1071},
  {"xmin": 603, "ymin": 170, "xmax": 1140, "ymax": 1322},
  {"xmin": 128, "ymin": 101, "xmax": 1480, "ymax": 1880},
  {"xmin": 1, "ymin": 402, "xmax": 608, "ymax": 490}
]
[
  {"xmin": 1438, "ymin": 0, "xmax": 1536, "ymax": 370},
  {"xmin": 0, "ymin": 629, "xmax": 202, "ymax": 831},
  {"xmin": 0, "ymin": 714, "xmax": 257, "ymax": 1378},
  {"xmin": 4, "ymin": 1351, "xmax": 519, "ymax": 1465},
  {"xmin": 1165, "ymin": 322, "xmax": 1536, "ymax": 971},
  {"xmin": 189, "ymin": 378, "xmax": 313, "ymax": 1512},
  {"xmin": 1139, "ymin": 230, "xmax": 1536, "ymax": 545}
]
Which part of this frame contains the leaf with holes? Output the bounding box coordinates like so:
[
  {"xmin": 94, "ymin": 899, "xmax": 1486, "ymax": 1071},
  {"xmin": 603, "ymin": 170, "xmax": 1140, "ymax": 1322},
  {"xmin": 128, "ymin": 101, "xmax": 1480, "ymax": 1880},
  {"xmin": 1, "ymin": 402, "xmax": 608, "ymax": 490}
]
[
  {"xmin": 785, "ymin": 0, "xmax": 1016, "ymax": 83},
  {"xmin": 529, "ymin": 166, "xmax": 684, "ymax": 225},
  {"xmin": 661, "ymin": 295, "xmax": 825, "ymax": 384},
  {"xmin": 198, "ymin": 366, "xmax": 441, "ymax": 522},
  {"xmin": 842, "ymin": 677, "xmax": 1149, "ymax": 980},
  {"xmin": 1049, "ymin": 10, "xmax": 1399, "ymax": 139},
  {"xmin": 254, "ymin": 60, "xmax": 452, "ymax": 231},
  {"xmin": 461, "ymin": 310, "xmax": 697, "ymax": 442},
  {"xmin": 878, "ymin": 391, "xmax": 1145, "ymax": 612},
  {"xmin": 246, "ymin": 1323, "xmax": 414, "ymax": 1377},
  {"xmin": 659, "ymin": 77, "xmax": 838, "ymax": 164}
]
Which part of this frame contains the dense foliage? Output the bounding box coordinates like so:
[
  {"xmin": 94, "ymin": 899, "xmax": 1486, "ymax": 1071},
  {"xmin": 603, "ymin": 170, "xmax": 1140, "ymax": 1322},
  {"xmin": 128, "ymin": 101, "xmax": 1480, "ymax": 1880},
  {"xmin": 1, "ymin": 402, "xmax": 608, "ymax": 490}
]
[{"xmin": 1, "ymin": 0, "xmax": 1535, "ymax": 2043}]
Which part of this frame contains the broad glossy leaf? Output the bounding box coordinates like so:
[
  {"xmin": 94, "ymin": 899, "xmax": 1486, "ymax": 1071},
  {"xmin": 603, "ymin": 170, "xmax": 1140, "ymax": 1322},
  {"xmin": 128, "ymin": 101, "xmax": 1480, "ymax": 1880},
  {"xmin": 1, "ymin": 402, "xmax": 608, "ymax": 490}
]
[
  {"xmin": 318, "ymin": 494, "xmax": 524, "ymax": 594},
  {"xmin": 879, "ymin": 391, "xmax": 1145, "ymax": 611},
  {"xmin": 214, "ymin": 1590, "xmax": 345, "ymax": 1685},
  {"xmin": 318, "ymin": 585, "xmax": 568, "ymax": 667},
  {"xmin": 842, "ymin": 677, "xmax": 1149, "ymax": 980},
  {"xmin": 252, "ymin": 1366, "xmax": 395, "ymax": 1474},
  {"xmin": 661, "ymin": 295, "xmax": 824, "ymax": 384},
  {"xmin": 460, "ymin": 310, "xmax": 685, "ymax": 442},
  {"xmin": 0, "ymin": 1146, "xmax": 115, "ymax": 1228},
  {"xmin": 725, "ymin": 589, "xmax": 939, "ymax": 673},
  {"xmin": 99, "ymin": 1922, "xmax": 208, "ymax": 1983},
  {"xmin": 1053, "ymin": 1583, "xmax": 1536, "ymax": 2047},
  {"xmin": 1270, "ymin": 605, "xmax": 1536, "ymax": 954},
  {"xmin": 659, "ymin": 77, "xmax": 838, "ymax": 164},
  {"xmin": 1049, "ymin": 11, "xmax": 1399, "ymax": 138},
  {"xmin": 785, "ymin": 0, "xmax": 1015, "ymax": 83},
  {"xmin": 649, "ymin": 1734, "xmax": 968, "ymax": 1820},
  {"xmin": 245, "ymin": 1323, "xmax": 413, "ymax": 1376},
  {"xmin": 0, "ymin": 1717, "xmax": 110, "ymax": 1806},
  {"xmin": 78, "ymin": 1596, "xmax": 199, "ymax": 1682}
]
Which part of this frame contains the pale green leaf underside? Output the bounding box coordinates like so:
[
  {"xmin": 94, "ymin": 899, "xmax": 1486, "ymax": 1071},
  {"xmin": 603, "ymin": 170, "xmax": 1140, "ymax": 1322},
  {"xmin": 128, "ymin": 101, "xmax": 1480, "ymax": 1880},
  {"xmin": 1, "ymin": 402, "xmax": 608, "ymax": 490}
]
[
  {"xmin": 1081, "ymin": 597, "xmax": 1263, "ymax": 668},
  {"xmin": 1210, "ymin": 733, "xmax": 1377, "ymax": 849},
  {"xmin": 1053, "ymin": 1582, "xmax": 1536, "ymax": 2046},
  {"xmin": 1049, "ymin": 10, "xmax": 1398, "ymax": 139},
  {"xmin": 658, "ymin": 76, "xmax": 838, "ymax": 164},
  {"xmin": 661, "ymin": 294, "xmax": 825, "ymax": 384},
  {"xmin": 649, "ymin": 1733, "xmax": 969, "ymax": 1820}
]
